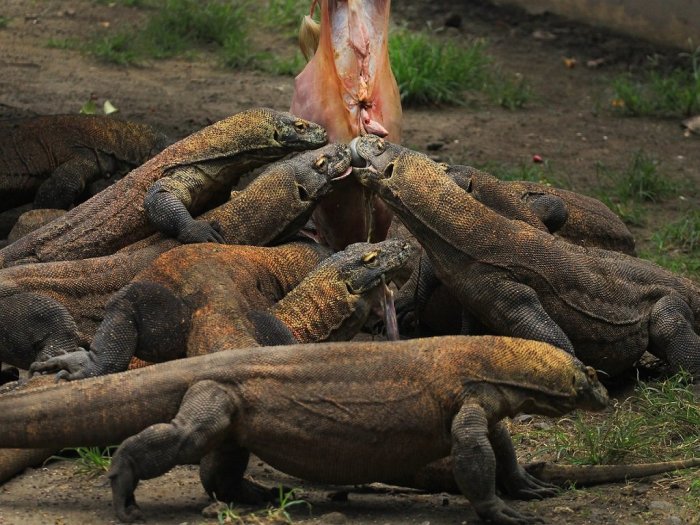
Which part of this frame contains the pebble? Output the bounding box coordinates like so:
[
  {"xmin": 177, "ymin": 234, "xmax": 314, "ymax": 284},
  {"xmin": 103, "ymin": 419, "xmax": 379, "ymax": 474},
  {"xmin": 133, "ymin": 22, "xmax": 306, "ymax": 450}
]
[
  {"xmin": 666, "ymin": 517, "xmax": 683, "ymax": 525},
  {"xmin": 319, "ymin": 511, "xmax": 347, "ymax": 524},
  {"xmin": 649, "ymin": 500, "xmax": 673, "ymax": 511}
]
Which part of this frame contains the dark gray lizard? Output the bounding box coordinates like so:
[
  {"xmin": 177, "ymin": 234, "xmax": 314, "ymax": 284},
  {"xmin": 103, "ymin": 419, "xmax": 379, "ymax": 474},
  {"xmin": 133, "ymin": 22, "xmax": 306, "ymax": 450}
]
[
  {"xmin": 31, "ymin": 239, "xmax": 411, "ymax": 379},
  {"xmin": 0, "ymin": 108, "xmax": 328, "ymax": 267},
  {"xmin": 0, "ymin": 144, "xmax": 352, "ymax": 368},
  {"xmin": 353, "ymin": 135, "xmax": 700, "ymax": 379},
  {"xmin": 0, "ymin": 114, "xmax": 171, "ymax": 213},
  {"xmin": 0, "ymin": 336, "xmax": 608, "ymax": 524}
]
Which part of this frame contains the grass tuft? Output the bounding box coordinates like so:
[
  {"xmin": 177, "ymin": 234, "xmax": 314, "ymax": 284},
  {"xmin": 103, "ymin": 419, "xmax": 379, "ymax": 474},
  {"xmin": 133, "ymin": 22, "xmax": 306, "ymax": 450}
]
[
  {"xmin": 610, "ymin": 48, "xmax": 700, "ymax": 117},
  {"xmin": 389, "ymin": 31, "xmax": 491, "ymax": 105},
  {"xmin": 0, "ymin": 16, "xmax": 11, "ymax": 29},
  {"xmin": 479, "ymin": 160, "xmax": 567, "ymax": 188},
  {"xmin": 528, "ymin": 373, "xmax": 700, "ymax": 466},
  {"xmin": 216, "ymin": 486, "xmax": 310, "ymax": 524},
  {"xmin": 594, "ymin": 151, "xmax": 679, "ymax": 226},
  {"xmin": 51, "ymin": 446, "xmax": 117, "ymax": 477}
]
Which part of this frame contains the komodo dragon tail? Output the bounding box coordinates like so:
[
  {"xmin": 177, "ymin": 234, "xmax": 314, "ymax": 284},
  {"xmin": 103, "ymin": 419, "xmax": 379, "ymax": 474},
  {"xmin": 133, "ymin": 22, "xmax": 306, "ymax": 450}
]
[
  {"xmin": 524, "ymin": 458, "xmax": 700, "ymax": 486},
  {"xmin": 0, "ymin": 362, "xmax": 199, "ymax": 449},
  {"xmin": 399, "ymin": 456, "xmax": 700, "ymax": 493}
]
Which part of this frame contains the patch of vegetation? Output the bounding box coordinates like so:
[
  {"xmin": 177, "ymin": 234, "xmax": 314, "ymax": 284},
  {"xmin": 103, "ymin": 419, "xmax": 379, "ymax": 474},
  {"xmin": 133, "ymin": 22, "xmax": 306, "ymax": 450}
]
[
  {"xmin": 84, "ymin": 0, "xmax": 254, "ymax": 66},
  {"xmin": 594, "ymin": 151, "xmax": 679, "ymax": 226},
  {"xmin": 652, "ymin": 209, "xmax": 700, "ymax": 256},
  {"xmin": 216, "ymin": 486, "xmax": 310, "ymax": 524},
  {"xmin": 264, "ymin": 0, "xmax": 309, "ymax": 36},
  {"xmin": 479, "ymin": 160, "xmax": 567, "ymax": 188},
  {"xmin": 389, "ymin": 31, "xmax": 491, "ymax": 105},
  {"xmin": 529, "ymin": 373, "xmax": 700, "ymax": 466},
  {"xmin": 93, "ymin": 0, "xmax": 151, "ymax": 6},
  {"xmin": 46, "ymin": 38, "xmax": 81, "ymax": 50},
  {"xmin": 640, "ymin": 250, "xmax": 700, "ymax": 281},
  {"xmin": 389, "ymin": 30, "xmax": 533, "ymax": 108},
  {"xmin": 51, "ymin": 446, "xmax": 117, "ymax": 477},
  {"xmin": 610, "ymin": 49, "xmax": 700, "ymax": 117},
  {"xmin": 0, "ymin": 16, "xmax": 11, "ymax": 29}
]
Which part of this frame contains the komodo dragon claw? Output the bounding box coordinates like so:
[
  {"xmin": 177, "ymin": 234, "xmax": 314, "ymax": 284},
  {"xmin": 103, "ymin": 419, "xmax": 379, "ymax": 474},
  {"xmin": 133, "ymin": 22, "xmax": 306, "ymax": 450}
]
[
  {"xmin": 30, "ymin": 348, "xmax": 93, "ymax": 381},
  {"xmin": 177, "ymin": 219, "xmax": 225, "ymax": 244}
]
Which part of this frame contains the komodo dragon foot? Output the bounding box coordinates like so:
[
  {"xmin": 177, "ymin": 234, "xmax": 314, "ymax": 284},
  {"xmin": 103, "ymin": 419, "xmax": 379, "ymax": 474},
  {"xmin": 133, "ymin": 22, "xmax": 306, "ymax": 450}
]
[{"xmin": 30, "ymin": 348, "xmax": 91, "ymax": 380}]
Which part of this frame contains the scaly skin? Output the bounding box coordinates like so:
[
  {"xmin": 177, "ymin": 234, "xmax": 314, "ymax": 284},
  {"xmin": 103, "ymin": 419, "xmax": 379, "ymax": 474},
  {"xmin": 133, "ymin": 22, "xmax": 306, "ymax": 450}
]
[
  {"xmin": 396, "ymin": 455, "xmax": 700, "ymax": 492},
  {"xmin": 0, "ymin": 336, "xmax": 608, "ymax": 524},
  {"xmin": 31, "ymin": 239, "xmax": 411, "ymax": 380},
  {"xmin": 0, "ymin": 108, "xmax": 328, "ymax": 267},
  {"xmin": 353, "ymin": 136, "xmax": 700, "ymax": 378},
  {"xmin": 395, "ymin": 164, "xmax": 636, "ymax": 336},
  {"xmin": 0, "ymin": 114, "xmax": 171, "ymax": 213},
  {"xmin": 0, "ymin": 144, "xmax": 351, "ymax": 361}
]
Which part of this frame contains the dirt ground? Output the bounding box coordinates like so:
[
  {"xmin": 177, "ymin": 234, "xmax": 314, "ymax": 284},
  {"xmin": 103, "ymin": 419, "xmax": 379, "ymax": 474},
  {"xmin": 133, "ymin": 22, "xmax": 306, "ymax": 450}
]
[{"xmin": 0, "ymin": 0, "xmax": 698, "ymax": 524}]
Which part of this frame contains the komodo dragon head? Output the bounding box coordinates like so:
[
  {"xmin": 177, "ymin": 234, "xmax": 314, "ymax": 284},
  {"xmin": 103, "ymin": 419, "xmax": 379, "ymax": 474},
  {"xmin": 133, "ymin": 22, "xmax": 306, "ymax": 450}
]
[{"xmin": 273, "ymin": 238, "xmax": 412, "ymax": 342}]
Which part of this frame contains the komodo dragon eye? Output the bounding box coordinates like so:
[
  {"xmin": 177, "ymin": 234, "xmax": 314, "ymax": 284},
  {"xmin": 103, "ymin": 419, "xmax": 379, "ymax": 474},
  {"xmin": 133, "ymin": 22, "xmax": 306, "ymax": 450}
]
[
  {"xmin": 294, "ymin": 120, "xmax": 308, "ymax": 133},
  {"xmin": 374, "ymin": 139, "xmax": 386, "ymax": 153},
  {"xmin": 362, "ymin": 251, "xmax": 379, "ymax": 265},
  {"xmin": 314, "ymin": 156, "xmax": 328, "ymax": 171}
]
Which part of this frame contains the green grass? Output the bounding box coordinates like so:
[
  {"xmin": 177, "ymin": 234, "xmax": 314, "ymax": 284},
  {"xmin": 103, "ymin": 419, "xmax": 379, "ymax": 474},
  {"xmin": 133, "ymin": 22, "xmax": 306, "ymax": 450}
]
[
  {"xmin": 639, "ymin": 209, "xmax": 700, "ymax": 280},
  {"xmin": 216, "ymin": 486, "xmax": 310, "ymax": 524},
  {"xmin": 263, "ymin": 0, "xmax": 309, "ymax": 35},
  {"xmin": 0, "ymin": 16, "xmax": 10, "ymax": 29},
  {"xmin": 46, "ymin": 38, "xmax": 81, "ymax": 50},
  {"xmin": 84, "ymin": 0, "xmax": 254, "ymax": 66},
  {"xmin": 594, "ymin": 151, "xmax": 679, "ymax": 226},
  {"xmin": 610, "ymin": 49, "xmax": 700, "ymax": 117},
  {"xmin": 389, "ymin": 31, "xmax": 491, "ymax": 105},
  {"xmin": 389, "ymin": 30, "xmax": 533, "ymax": 108},
  {"xmin": 51, "ymin": 446, "xmax": 117, "ymax": 477},
  {"xmin": 530, "ymin": 373, "xmax": 700, "ymax": 466},
  {"xmin": 479, "ymin": 159, "xmax": 567, "ymax": 188}
]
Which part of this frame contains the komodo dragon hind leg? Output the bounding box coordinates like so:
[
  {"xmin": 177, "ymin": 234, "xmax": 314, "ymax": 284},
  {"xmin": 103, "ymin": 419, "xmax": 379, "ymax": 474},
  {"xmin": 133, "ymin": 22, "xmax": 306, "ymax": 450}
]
[
  {"xmin": 451, "ymin": 404, "xmax": 543, "ymax": 525},
  {"xmin": 34, "ymin": 152, "xmax": 112, "ymax": 209},
  {"xmin": 649, "ymin": 295, "xmax": 700, "ymax": 379},
  {"xmin": 109, "ymin": 380, "xmax": 239, "ymax": 523},
  {"xmin": 490, "ymin": 421, "xmax": 558, "ymax": 500},
  {"xmin": 200, "ymin": 442, "xmax": 277, "ymax": 505}
]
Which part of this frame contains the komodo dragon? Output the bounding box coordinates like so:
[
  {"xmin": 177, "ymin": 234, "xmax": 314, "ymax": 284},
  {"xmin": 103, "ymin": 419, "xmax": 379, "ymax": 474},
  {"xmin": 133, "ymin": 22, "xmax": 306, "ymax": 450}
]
[
  {"xmin": 0, "ymin": 336, "xmax": 608, "ymax": 524},
  {"xmin": 0, "ymin": 144, "xmax": 352, "ymax": 364},
  {"xmin": 0, "ymin": 237, "xmax": 407, "ymax": 488},
  {"xmin": 32, "ymin": 238, "xmax": 411, "ymax": 379},
  {"xmin": 0, "ymin": 108, "xmax": 328, "ymax": 267},
  {"xmin": 352, "ymin": 136, "xmax": 700, "ymax": 378},
  {"xmin": 395, "ymin": 163, "xmax": 637, "ymax": 336},
  {"xmin": 0, "ymin": 114, "xmax": 171, "ymax": 213}
]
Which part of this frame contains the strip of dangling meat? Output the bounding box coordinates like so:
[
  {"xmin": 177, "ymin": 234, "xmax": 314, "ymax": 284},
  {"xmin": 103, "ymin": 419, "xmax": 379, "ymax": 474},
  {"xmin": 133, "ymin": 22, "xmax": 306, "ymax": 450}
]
[{"xmin": 291, "ymin": 0, "xmax": 402, "ymax": 251}]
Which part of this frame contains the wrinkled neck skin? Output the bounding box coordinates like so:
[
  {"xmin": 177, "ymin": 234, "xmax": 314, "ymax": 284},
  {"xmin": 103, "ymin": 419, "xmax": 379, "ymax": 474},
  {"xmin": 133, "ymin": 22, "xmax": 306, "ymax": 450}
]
[
  {"xmin": 272, "ymin": 266, "xmax": 376, "ymax": 343},
  {"xmin": 291, "ymin": 0, "xmax": 401, "ymax": 143},
  {"xmin": 462, "ymin": 383, "xmax": 574, "ymax": 426}
]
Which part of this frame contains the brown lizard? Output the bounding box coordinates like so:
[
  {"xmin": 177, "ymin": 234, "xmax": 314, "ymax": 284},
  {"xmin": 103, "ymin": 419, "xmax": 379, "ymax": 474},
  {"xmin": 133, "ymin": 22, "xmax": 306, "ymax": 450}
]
[
  {"xmin": 353, "ymin": 135, "xmax": 700, "ymax": 379},
  {"xmin": 395, "ymin": 163, "xmax": 637, "ymax": 337},
  {"xmin": 31, "ymin": 238, "xmax": 411, "ymax": 379},
  {"xmin": 0, "ymin": 114, "xmax": 171, "ymax": 213},
  {"xmin": 0, "ymin": 335, "xmax": 608, "ymax": 524},
  {"xmin": 0, "ymin": 108, "xmax": 328, "ymax": 268},
  {"xmin": 0, "ymin": 144, "xmax": 352, "ymax": 368}
]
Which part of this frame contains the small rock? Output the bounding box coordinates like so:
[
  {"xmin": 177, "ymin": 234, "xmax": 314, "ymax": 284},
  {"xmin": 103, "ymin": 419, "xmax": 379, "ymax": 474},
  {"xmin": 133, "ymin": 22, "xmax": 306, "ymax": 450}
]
[
  {"xmin": 533, "ymin": 421, "xmax": 552, "ymax": 430},
  {"xmin": 201, "ymin": 501, "xmax": 228, "ymax": 518},
  {"xmin": 427, "ymin": 141, "xmax": 445, "ymax": 151},
  {"xmin": 649, "ymin": 500, "xmax": 673, "ymax": 511},
  {"xmin": 532, "ymin": 30, "xmax": 556, "ymax": 41},
  {"xmin": 683, "ymin": 115, "xmax": 700, "ymax": 135},
  {"xmin": 514, "ymin": 414, "xmax": 533, "ymax": 424},
  {"xmin": 319, "ymin": 511, "xmax": 348, "ymax": 524},
  {"xmin": 554, "ymin": 506, "xmax": 574, "ymax": 513},
  {"xmin": 666, "ymin": 517, "xmax": 682, "ymax": 525}
]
